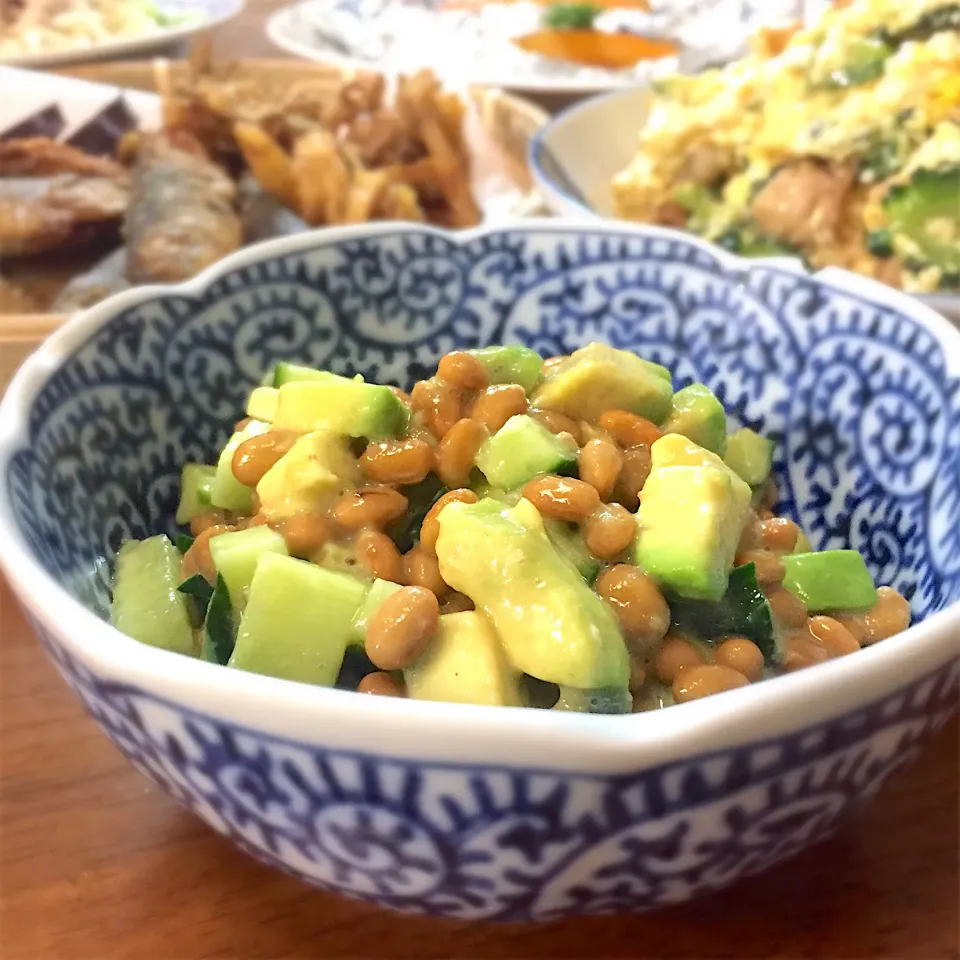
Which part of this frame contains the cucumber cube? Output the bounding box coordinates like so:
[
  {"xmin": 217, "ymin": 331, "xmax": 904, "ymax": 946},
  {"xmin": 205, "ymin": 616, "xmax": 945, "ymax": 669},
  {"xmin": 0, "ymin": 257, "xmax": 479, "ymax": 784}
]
[
  {"xmin": 111, "ymin": 536, "xmax": 196, "ymax": 656},
  {"xmin": 663, "ymin": 384, "xmax": 728, "ymax": 456},
  {"xmin": 209, "ymin": 525, "xmax": 289, "ymax": 612},
  {"xmin": 175, "ymin": 464, "xmax": 217, "ymax": 524},
  {"xmin": 230, "ymin": 554, "xmax": 367, "ymax": 686},
  {"xmin": 210, "ymin": 420, "xmax": 270, "ymax": 513},
  {"xmin": 476, "ymin": 414, "xmax": 578, "ymax": 490},
  {"xmin": 725, "ymin": 427, "xmax": 775, "ymax": 487},
  {"xmin": 349, "ymin": 578, "xmax": 403, "ymax": 646},
  {"xmin": 781, "ymin": 551, "xmax": 878, "ymax": 612}
]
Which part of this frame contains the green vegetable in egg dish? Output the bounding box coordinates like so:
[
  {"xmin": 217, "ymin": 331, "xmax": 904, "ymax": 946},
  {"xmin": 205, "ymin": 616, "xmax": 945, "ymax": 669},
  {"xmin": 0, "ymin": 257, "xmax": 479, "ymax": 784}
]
[{"xmin": 883, "ymin": 163, "xmax": 960, "ymax": 276}]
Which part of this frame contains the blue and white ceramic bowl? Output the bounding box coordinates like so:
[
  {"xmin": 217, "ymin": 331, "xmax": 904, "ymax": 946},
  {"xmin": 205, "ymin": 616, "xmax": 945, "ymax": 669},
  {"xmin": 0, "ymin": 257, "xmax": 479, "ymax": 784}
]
[{"xmin": 1, "ymin": 222, "xmax": 958, "ymax": 920}]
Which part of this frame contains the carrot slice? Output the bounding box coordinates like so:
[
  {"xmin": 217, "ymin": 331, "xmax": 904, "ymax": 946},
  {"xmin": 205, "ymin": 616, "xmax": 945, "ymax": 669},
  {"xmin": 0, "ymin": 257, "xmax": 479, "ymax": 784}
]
[{"xmin": 512, "ymin": 29, "xmax": 677, "ymax": 69}]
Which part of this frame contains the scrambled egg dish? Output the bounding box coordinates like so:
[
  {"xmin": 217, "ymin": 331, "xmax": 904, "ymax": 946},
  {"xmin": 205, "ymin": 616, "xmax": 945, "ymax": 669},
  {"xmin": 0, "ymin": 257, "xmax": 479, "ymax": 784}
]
[{"xmin": 612, "ymin": 0, "xmax": 960, "ymax": 293}]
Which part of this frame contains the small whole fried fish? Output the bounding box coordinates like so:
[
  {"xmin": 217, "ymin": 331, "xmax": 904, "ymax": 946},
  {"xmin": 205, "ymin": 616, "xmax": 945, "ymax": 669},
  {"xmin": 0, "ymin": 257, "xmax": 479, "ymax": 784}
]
[
  {"xmin": 0, "ymin": 137, "xmax": 126, "ymax": 178},
  {"xmin": 0, "ymin": 174, "xmax": 130, "ymax": 258},
  {"xmin": 125, "ymin": 131, "xmax": 242, "ymax": 284}
]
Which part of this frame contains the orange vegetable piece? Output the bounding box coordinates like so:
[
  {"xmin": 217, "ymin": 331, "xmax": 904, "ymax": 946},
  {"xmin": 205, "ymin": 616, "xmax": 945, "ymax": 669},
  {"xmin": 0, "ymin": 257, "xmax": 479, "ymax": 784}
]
[{"xmin": 512, "ymin": 29, "xmax": 677, "ymax": 69}]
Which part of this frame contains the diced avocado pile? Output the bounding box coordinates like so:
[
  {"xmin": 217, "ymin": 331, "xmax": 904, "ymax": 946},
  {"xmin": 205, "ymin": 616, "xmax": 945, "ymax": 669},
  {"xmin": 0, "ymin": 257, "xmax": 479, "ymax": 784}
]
[{"xmin": 111, "ymin": 341, "xmax": 898, "ymax": 714}]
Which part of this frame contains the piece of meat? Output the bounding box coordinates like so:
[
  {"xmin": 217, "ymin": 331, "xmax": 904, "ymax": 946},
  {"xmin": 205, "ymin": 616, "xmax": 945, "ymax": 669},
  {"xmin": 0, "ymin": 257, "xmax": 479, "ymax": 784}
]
[
  {"xmin": 652, "ymin": 200, "xmax": 689, "ymax": 228},
  {"xmin": 44, "ymin": 174, "xmax": 130, "ymax": 220},
  {"xmin": 0, "ymin": 138, "xmax": 126, "ymax": 178},
  {"xmin": 0, "ymin": 196, "xmax": 81, "ymax": 257},
  {"xmin": 124, "ymin": 132, "xmax": 241, "ymax": 284},
  {"xmin": 676, "ymin": 142, "xmax": 735, "ymax": 186},
  {"xmin": 751, "ymin": 160, "xmax": 855, "ymax": 249},
  {"xmin": 0, "ymin": 174, "xmax": 128, "ymax": 257}
]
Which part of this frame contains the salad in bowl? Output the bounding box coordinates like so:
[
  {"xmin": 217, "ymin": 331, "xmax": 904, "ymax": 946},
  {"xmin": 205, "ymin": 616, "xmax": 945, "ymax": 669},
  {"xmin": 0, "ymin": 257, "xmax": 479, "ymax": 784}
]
[{"xmin": 115, "ymin": 342, "xmax": 912, "ymax": 713}]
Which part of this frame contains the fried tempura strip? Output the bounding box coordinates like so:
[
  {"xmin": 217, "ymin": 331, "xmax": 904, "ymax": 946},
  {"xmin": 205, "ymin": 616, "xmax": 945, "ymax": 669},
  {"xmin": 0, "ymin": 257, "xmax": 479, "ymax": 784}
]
[
  {"xmin": 377, "ymin": 183, "xmax": 425, "ymax": 222},
  {"xmin": 417, "ymin": 112, "xmax": 480, "ymax": 227},
  {"xmin": 344, "ymin": 169, "xmax": 390, "ymax": 223},
  {"xmin": 291, "ymin": 130, "xmax": 352, "ymax": 225},
  {"xmin": 233, "ymin": 122, "xmax": 299, "ymax": 211},
  {"xmin": 383, "ymin": 158, "xmax": 436, "ymax": 186}
]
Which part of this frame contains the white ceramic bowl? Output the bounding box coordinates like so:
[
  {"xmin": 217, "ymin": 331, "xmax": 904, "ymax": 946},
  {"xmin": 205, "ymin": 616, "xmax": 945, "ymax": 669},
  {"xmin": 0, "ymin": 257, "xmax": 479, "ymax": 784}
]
[
  {"xmin": 1, "ymin": 221, "xmax": 958, "ymax": 919},
  {"xmin": 530, "ymin": 87, "xmax": 960, "ymax": 326}
]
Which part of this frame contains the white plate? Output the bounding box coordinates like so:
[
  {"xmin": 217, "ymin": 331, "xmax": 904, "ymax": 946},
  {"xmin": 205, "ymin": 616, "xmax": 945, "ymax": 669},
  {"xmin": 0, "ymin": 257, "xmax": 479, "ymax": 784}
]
[
  {"xmin": 0, "ymin": 63, "xmax": 546, "ymax": 235},
  {"xmin": 530, "ymin": 86, "xmax": 960, "ymax": 324},
  {"xmin": 266, "ymin": 0, "xmax": 808, "ymax": 96},
  {"xmin": 0, "ymin": 0, "xmax": 244, "ymax": 69}
]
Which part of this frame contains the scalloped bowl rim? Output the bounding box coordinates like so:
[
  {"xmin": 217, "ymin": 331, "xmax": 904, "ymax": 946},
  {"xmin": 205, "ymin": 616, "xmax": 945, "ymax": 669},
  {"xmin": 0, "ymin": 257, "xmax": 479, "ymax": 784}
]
[
  {"xmin": 1, "ymin": 220, "xmax": 958, "ymax": 775},
  {"xmin": 528, "ymin": 88, "xmax": 960, "ymax": 322}
]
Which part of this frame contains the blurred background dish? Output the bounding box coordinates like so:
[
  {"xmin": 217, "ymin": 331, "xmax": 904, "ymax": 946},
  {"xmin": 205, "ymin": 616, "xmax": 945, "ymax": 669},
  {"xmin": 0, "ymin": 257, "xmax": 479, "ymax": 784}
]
[
  {"xmin": 0, "ymin": 58, "xmax": 547, "ymax": 320},
  {"xmin": 0, "ymin": 0, "xmax": 244, "ymax": 67},
  {"xmin": 530, "ymin": 0, "xmax": 960, "ymax": 321},
  {"xmin": 266, "ymin": 0, "xmax": 807, "ymax": 97}
]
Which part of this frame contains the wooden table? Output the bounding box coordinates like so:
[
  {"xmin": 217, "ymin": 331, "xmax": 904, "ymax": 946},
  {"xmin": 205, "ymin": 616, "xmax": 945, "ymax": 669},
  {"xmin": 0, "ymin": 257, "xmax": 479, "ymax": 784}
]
[{"xmin": 2, "ymin": 3, "xmax": 959, "ymax": 957}]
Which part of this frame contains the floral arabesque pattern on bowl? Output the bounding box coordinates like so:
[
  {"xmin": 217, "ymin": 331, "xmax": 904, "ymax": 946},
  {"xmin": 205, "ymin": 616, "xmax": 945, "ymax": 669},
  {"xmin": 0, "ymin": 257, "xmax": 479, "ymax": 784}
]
[
  {"xmin": 9, "ymin": 228, "xmax": 960, "ymax": 618},
  {"xmin": 4, "ymin": 225, "xmax": 959, "ymax": 918},
  {"xmin": 32, "ymin": 625, "xmax": 960, "ymax": 919}
]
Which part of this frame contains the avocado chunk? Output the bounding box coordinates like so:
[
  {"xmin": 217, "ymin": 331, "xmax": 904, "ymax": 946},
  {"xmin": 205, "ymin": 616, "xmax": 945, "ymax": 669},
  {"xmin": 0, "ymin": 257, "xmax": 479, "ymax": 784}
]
[
  {"xmin": 349, "ymin": 577, "xmax": 403, "ymax": 646},
  {"xmin": 435, "ymin": 497, "xmax": 629, "ymax": 689},
  {"xmin": 636, "ymin": 436, "xmax": 752, "ymax": 602},
  {"xmin": 781, "ymin": 551, "xmax": 878, "ymax": 612},
  {"xmin": 724, "ymin": 427, "xmax": 775, "ymax": 486},
  {"xmin": 637, "ymin": 465, "xmax": 749, "ymax": 601},
  {"xmin": 175, "ymin": 464, "xmax": 217, "ymax": 524},
  {"xmin": 246, "ymin": 386, "xmax": 278, "ymax": 422},
  {"xmin": 475, "ymin": 414, "xmax": 578, "ymax": 490},
  {"xmin": 210, "ymin": 419, "xmax": 270, "ymax": 513},
  {"xmin": 650, "ymin": 433, "xmax": 753, "ymax": 507},
  {"xmin": 531, "ymin": 343, "xmax": 673, "ymax": 424},
  {"xmin": 256, "ymin": 431, "xmax": 359, "ymax": 521},
  {"xmin": 271, "ymin": 374, "xmax": 409, "ymax": 439},
  {"xmin": 230, "ymin": 553, "xmax": 367, "ymax": 686},
  {"xmin": 208, "ymin": 525, "xmax": 289, "ymax": 612},
  {"xmin": 270, "ymin": 363, "xmax": 340, "ymax": 387},
  {"xmin": 404, "ymin": 611, "xmax": 523, "ymax": 707},
  {"xmin": 662, "ymin": 383, "xmax": 727, "ymax": 456},
  {"xmin": 111, "ymin": 536, "xmax": 196, "ymax": 656},
  {"xmin": 467, "ymin": 345, "xmax": 544, "ymax": 393}
]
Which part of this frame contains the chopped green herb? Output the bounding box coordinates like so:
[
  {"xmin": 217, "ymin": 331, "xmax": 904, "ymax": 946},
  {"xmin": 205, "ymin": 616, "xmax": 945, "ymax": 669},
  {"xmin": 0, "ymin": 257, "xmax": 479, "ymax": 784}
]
[
  {"xmin": 388, "ymin": 475, "xmax": 447, "ymax": 553},
  {"xmin": 669, "ymin": 562, "xmax": 778, "ymax": 662},
  {"xmin": 175, "ymin": 534, "xmax": 195, "ymax": 554},
  {"xmin": 541, "ymin": 2, "xmax": 601, "ymax": 30},
  {"xmin": 202, "ymin": 574, "xmax": 235, "ymax": 665},
  {"xmin": 177, "ymin": 572, "xmax": 214, "ymax": 627},
  {"xmin": 865, "ymin": 228, "xmax": 894, "ymax": 258}
]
